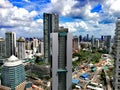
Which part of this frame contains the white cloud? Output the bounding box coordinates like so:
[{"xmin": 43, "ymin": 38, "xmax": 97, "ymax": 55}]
[
  {"xmin": 60, "ymin": 21, "xmax": 88, "ymax": 32},
  {"xmin": 45, "ymin": 0, "xmax": 99, "ymax": 20},
  {"xmin": 0, "ymin": 0, "xmax": 13, "ymax": 8},
  {"xmin": 0, "ymin": 0, "xmax": 118, "ymax": 37},
  {"xmin": 0, "ymin": 0, "xmax": 42, "ymax": 37},
  {"xmin": 23, "ymin": 0, "xmax": 30, "ymax": 3}
]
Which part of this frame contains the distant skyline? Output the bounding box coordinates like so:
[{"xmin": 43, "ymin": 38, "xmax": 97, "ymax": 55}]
[{"xmin": 0, "ymin": 0, "xmax": 120, "ymax": 37}]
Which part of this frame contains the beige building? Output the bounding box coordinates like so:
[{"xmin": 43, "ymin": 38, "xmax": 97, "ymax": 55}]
[{"xmin": 17, "ymin": 37, "xmax": 25, "ymax": 59}]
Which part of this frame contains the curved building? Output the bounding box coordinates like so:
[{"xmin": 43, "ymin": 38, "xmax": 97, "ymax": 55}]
[{"xmin": 1, "ymin": 55, "xmax": 25, "ymax": 90}]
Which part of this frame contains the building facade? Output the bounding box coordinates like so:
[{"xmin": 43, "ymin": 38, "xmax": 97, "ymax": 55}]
[
  {"xmin": 1, "ymin": 55, "xmax": 26, "ymax": 90},
  {"xmin": 51, "ymin": 28, "xmax": 72, "ymax": 90},
  {"xmin": 91, "ymin": 35, "xmax": 95, "ymax": 48},
  {"xmin": 5, "ymin": 32, "xmax": 16, "ymax": 58},
  {"xmin": 25, "ymin": 40, "xmax": 31, "ymax": 50},
  {"xmin": 105, "ymin": 35, "xmax": 111, "ymax": 53},
  {"xmin": 0, "ymin": 38, "xmax": 5, "ymax": 59},
  {"xmin": 33, "ymin": 38, "xmax": 38, "ymax": 50},
  {"xmin": 38, "ymin": 41, "xmax": 44, "ymax": 54},
  {"xmin": 95, "ymin": 39, "xmax": 100, "ymax": 48},
  {"xmin": 17, "ymin": 37, "xmax": 25, "ymax": 59},
  {"xmin": 73, "ymin": 36, "xmax": 79, "ymax": 53},
  {"xmin": 114, "ymin": 18, "xmax": 120, "ymax": 90},
  {"xmin": 43, "ymin": 13, "xmax": 59, "ymax": 63}
]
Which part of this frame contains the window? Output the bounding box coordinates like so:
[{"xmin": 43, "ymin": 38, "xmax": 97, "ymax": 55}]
[
  {"xmin": 118, "ymin": 86, "xmax": 120, "ymax": 89},
  {"xmin": 118, "ymin": 79, "xmax": 120, "ymax": 82}
]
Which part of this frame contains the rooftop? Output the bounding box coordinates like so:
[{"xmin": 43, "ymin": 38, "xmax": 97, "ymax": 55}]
[
  {"xmin": 4, "ymin": 55, "xmax": 23, "ymax": 67},
  {"xmin": 17, "ymin": 37, "xmax": 25, "ymax": 42},
  {"xmin": 72, "ymin": 79, "xmax": 79, "ymax": 84}
]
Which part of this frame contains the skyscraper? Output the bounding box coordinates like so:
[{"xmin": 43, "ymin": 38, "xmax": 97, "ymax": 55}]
[
  {"xmin": 79, "ymin": 35, "xmax": 82, "ymax": 42},
  {"xmin": 5, "ymin": 32, "xmax": 16, "ymax": 58},
  {"xmin": 105, "ymin": 35, "xmax": 111, "ymax": 53},
  {"xmin": 91, "ymin": 35, "xmax": 95, "ymax": 48},
  {"xmin": 1, "ymin": 55, "xmax": 26, "ymax": 90},
  {"xmin": 38, "ymin": 41, "xmax": 44, "ymax": 54},
  {"xmin": 33, "ymin": 38, "xmax": 38, "ymax": 49},
  {"xmin": 0, "ymin": 38, "xmax": 5, "ymax": 59},
  {"xmin": 51, "ymin": 28, "xmax": 72, "ymax": 90},
  {"xmin": 73, "ymin": 36, "xmax": 79, "ymax": 51},
  {"xmin": 43, "ymin": 13, "xmax": 59, "ymax": 63},
  {"xmin": 17, "ymin": 37, "xmax": 25, "ymax": 59},
  {"xmin": 95, "ymin": 39, "xmax": 100, "ymax": 48},
  {"xmin": 25, "ymin": 40, "xmax": 31, "ymax": 50},
  {"xmin": 114, "ymin": 18, "xmax": 120, "ymax": 90},
  {"xmin": 87, "ymin": 34, "xmax": 89, "ymax": 41}
]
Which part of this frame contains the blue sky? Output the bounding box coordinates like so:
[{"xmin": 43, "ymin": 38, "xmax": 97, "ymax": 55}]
[{"xmin": 0, "ymin": 0, "xmax": 120, "ymax": 38}]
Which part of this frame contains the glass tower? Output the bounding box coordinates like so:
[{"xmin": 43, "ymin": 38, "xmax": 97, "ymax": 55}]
[
  {"xmin": 43, "ymin": 13, "xmax": 59, "ymax": 63},
  {"xmin": 1, "ymin": 55, "xmax": 25, "ymax": 90}
]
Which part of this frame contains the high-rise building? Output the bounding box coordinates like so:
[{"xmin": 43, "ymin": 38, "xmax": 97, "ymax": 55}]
[
  {"xmin": 51, "ymin": 28, "xmax": 72, "ymax": 90},
  {"xmin": 5, "ymin": 32, "xmax": 16, "ymax": 58},
  {"xmin": 79, "ymin": 35, "xmax": 82, "ymax": 42},
  {"xmin": 73, "ymin": 36, "xmax": 79, "ymax": 52},
  {"xmin": 91, "ymin": 35, "xmax": 95, "ymax": 48},
  {"xmin": 33, "ymin": 38, "xmax": 38, "ymax": 49},
  {"xmin": 87, "ymin": 34, "xmax": 89, "ymax": 41},
  {"xmin": 0, "ymin": 38, "xmax": 5, "ymax": 59},
  {"xmin": 25, "ymin": 40, "xmax": 31, "ymax": 50},
  {"xmin": 1, "ymin": 55, "xmax": 26, "ymax": 90},
  {"xmin": 95, "ymin": 39, "xmax": 100, "ymax": 48},
  {"xmin": 17, "ymin": 37, "xmax": 25, "ymax": 59},
  {"xmin": 101, "ymin": 35, "xmax": 104, "ymax": 41},
  {"xmin": 43, "ymin": 13, "xmax": 59, "ymax": 63},
  {"xmin": 105, "ymin": 35, "xmax": 111, "ymax": 53},
  {"xmin": 114, "ymin": 18, "xmax": 120, "ymax": 90},
  {"xmin": 38, "ymin": 41, "xmax": 44, "ymax": 54}
]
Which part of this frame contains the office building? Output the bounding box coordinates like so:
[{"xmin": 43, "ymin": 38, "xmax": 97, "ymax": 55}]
[
  {"xmin": 43, "ymin": 13, "xmax": 59, "ymax": 63},
  {"xmin": 87, "ymin": 34, "xmax": 89, "ymax": 41},
  {"xmin": 5, "ymin": 32, "xmax": 16, "ymax": 58},
  {"xmin": 79, "ymin": 35, "xmax": 82, "ymax": 42},
  {"xmin": 114, "ymin": 18, "xmax": 120, "ymax": 90},
  {"xmin": 73, "ymin": 36, "xmax": 79, "ymax": 52},
  {"xmin": 38, "ymin": 41, "xmax": 44, "ymax": 54},
  {"xmin": 0, "ymin": 38, "xmax": 5, "ymax": 59},
  {"xmin": 95, "ymin": 39, "xmax": 100, "ymax": 48},
  {"xmin": 51, "ymin": 28, "xmax": 72, "ymax": 90},
  {"xmin": 17, "ymin": 37, "xmax": 25, "ymax": 59},
  {"xmin": 91, "ymin": 35, "xmax": 95, "ymax": 48},
  {"xmin": 33, "ymin": 38, "xmax": 38, "ymax": 49},
  {"xmin": 105, "ymin": 35, "xmax": 111, "ymax": 53},
  {"xmin": 101, "ymin": 35, "xmax": 104, "ymax": 41},
  {"xmin": 25, "ymin": 40, "xmax": 31, "ymax": 50},
  {"xmin": 1, "ymin": 55, "xmax": 26, "ymax": 90}
]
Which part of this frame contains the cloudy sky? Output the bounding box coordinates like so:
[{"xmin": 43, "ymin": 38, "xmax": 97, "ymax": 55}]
[{"xmin": 0, "ymin": 0, "xmax": 120, "ymax": 38}]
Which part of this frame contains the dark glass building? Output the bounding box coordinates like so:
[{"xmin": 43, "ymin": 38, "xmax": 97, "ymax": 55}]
[{"xmin": 43, "ymin": 13, "xmax": 59, "ymax": 63}]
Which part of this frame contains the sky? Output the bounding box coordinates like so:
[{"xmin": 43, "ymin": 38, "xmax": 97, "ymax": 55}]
[{"xmin": 0, "ymin": 0, "xmax": 120, "ymax": 38}]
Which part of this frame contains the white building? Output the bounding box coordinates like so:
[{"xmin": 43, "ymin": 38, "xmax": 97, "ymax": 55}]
[
  {"xmin": 51, "ymin": 29, "xmax": 72, "ymax": 90},
  {"xmin": 95, "ymin": 39, "xmax": 100, "ymax": 48},
  {"xmin": 17, "ymin": 37, "xmax": 25, "ymax": 59},
  {"xmin": 114, "ymin": 18, "xmax": 120, "ymax": 90}
]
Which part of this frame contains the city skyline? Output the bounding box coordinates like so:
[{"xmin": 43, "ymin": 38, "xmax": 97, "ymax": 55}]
[{"xmin": 0, "ymin": 0, "xmax": 120, "ymax": 38}]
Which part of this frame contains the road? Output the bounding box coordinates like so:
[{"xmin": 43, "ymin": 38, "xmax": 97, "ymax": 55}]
[{"xmin": 104, "ymin": 70, "xmax": 112, "ymax": 90}]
